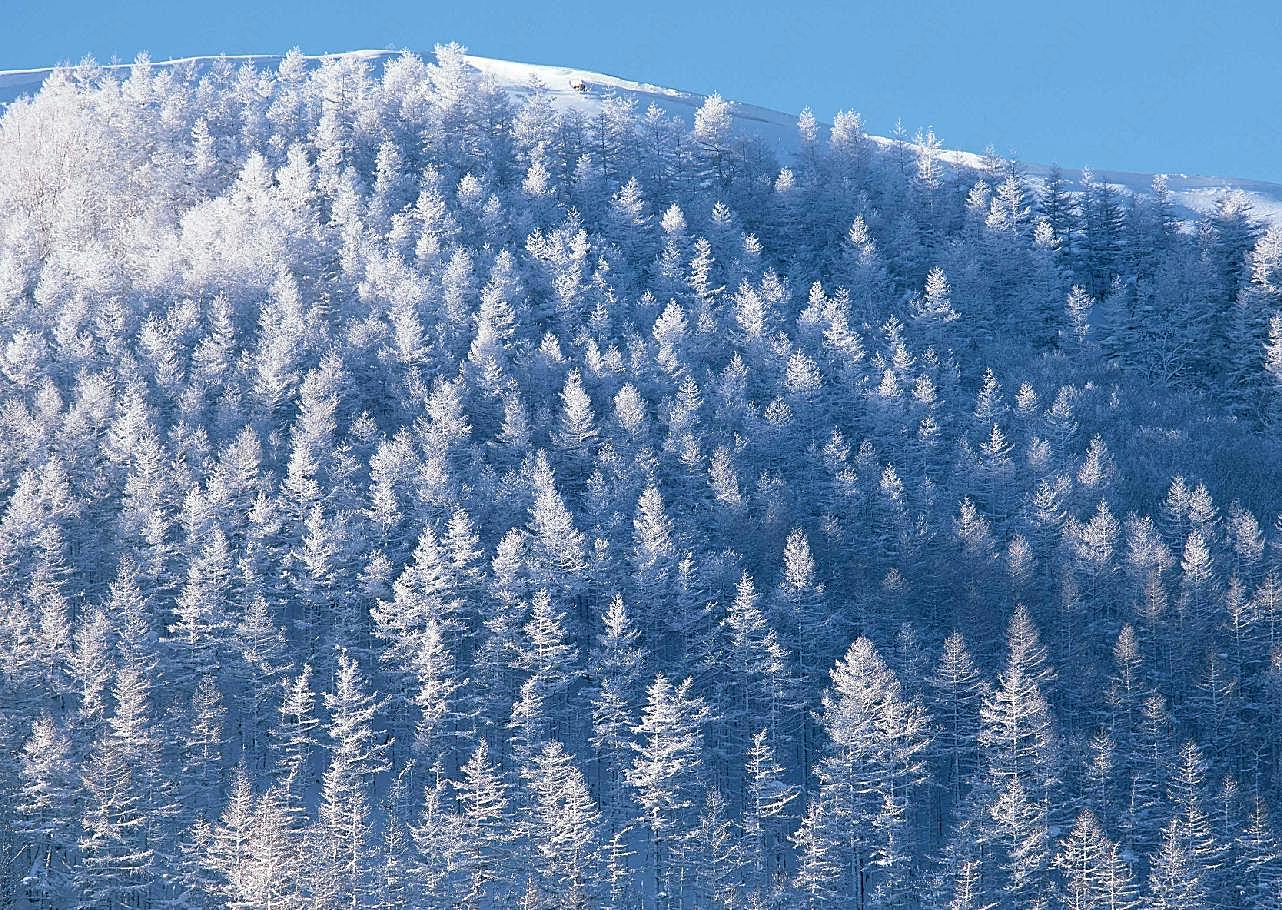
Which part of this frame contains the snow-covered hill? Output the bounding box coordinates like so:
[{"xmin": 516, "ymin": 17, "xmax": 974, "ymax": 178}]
[
  {"xmin": 7, "ymin": 39, "xmax": 1282, "ymax": 910},
  {"xmin": 3, "ymin": 48, "xmax": 1280, "ymax": 227}
]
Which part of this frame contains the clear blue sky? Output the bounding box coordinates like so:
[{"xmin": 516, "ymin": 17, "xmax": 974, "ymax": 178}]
[{"xmin": 7, "ymin": 0, "xmax": 1282, "ymax": 182}]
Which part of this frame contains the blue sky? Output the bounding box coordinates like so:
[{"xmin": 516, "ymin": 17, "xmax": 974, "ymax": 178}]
[{"xmin": 7, "ymin": 0, "xmax": 1282, "ymax": 182}]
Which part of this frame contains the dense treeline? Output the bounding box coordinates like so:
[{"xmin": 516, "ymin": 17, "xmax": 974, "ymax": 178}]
[{"xmin": 2, "ymin": 42, "xmax": 1282, "ymax": 910}]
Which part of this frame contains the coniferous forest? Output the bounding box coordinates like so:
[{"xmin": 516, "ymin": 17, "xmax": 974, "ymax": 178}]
[{"xmin": 4, "ymin": 43, "xmax": 1282, "ymax": 910}]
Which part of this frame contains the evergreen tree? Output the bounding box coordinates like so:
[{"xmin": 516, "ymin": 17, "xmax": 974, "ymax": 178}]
[
  {"xmin": 78, "ymin": 668, "xmax": 165, "ymax": 910},
  {"xmin": 930, "ymin": 631, "xmax": 984, "ymax": 804},
  {"xmin": 2, "ymin": 46, "xmax": 1282, "ymax": 910},
  {"xmin": 743, "ymin": 727, "xmax": 799, "ymax": 897}
]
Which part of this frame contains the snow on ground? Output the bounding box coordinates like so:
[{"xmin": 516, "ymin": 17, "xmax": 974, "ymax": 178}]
[{"xmin": 3, "ymin": 48, "xmax": 1280, "ymax": 226}]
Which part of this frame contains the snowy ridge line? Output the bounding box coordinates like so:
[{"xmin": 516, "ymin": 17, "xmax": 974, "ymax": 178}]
[{"xmin": 2, "ymin": 48, "xmax": 1279, "ymax": 225}]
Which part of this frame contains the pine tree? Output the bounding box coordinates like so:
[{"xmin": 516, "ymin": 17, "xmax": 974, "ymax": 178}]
[
  {"xmin": 526, "ymin": 452, "xmax": 590, "ymax": 600},
  {"xmin": 743, "ymin": 728, "xmax": 799, "ymax": 895},
  {"xmin": 374, "ymin": 764, "xmax": 417, "ymax": 910},
  {"xmin": 1228, "ymin": 229, "xmax": 1282, "ymax": 420},
  {"xmin": 70, "ymin": 603, "xmax": 114, "ymax": 730},
  {"xmin": 912, "ymin": 266, "xmax": 961, "ymax": 346},
  {"xmin": 371, "ymin": 524, "xmax": 465, "ymax": 736},
  {"xmin": 979, "ymin": 605, "xmax": 1058, "ymax": 797},
  {"xmin": 412, "ymin": 617, "xmax": 470, "ymax": 770},
  {"xmin": 721, "ymin": 571, "xmax": 794, "ymax": 747},
  {"xmin": 510, "ymin": 588, "xmax": 579, "ymax": 757},
  {"xmin": 79, "ymin": 669, "xmax": 161, "ymax": 909},
  {"xmin": 986, "ymin": 776, "xmax": 1050, "ymax": 909},
  {"xmin": 1149, "ymin": 815, "xmax": 1213, "ymax": 910},
  {"xmin": 930, "ymin": 631, "xmax": 984, "ymax": 804},
  {"xmin": 206, "ymin": 762, "xmax": 258, "ymax": 907},
  {"xmin": 977, "ymin": 606, "xmax": 1059, "ymax": 907},
  {"xmin": 1164, "ymin": 742, "xmax": 1228, "ymax": 897},
  {"xmin": 1080, "ymin": 178, "xmax": 1127, "ymax": 296},
  {"xmin": 247, "ymin": 780, "xmax": 305, "ymax": 909},
  {"xmin": 168, "ymin": 529, "xmax": 234, "ymax": 689},
  {"xmin": 693, "ymin": 92, "xmax": 735, "ymax": 185},
  {"xmin": 792, "ymin": 797, "xmax": 842, "ymax": 909},
  {"xmin": 630, "ymin": 483, "xmax": 680, "ymax": 636},
  {"xmin": 1066, "ymin": 286, "xmax": 1095, "ymax": 346},
  {"xmin": 773, "ymin": 527, "xmax": 836, "ymax": 679},
  {"xmin": 688, "ymin": 787, "xmax": 746, "ymax": 909},
  {"xmin": 272, "ymin": 662, "xmax": 321, "ymax": 798},
  {"xmin": 232, "ymin": 592, "xmax": 293, "ymax": 762},
  {"xmin": 410, "ymin": 776, "xmax": 462, "ymax": 907},
  {"xmin": 554, "ymin": 368, "xmax": 600, "ymax": 462}
]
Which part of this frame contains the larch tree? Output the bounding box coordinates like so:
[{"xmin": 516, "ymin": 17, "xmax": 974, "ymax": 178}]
[
  {"xmin": 589, "ymin": 594, "xmax": 647, "ymax": 820},
  {"xmin": 15, "ymin": 715, "xmax": 81, "ymax": 909},
  {"xmin": 815, "ymin": 636, "xmax": 932, "ymax": 910},
  {"xmin": 627, "ymin": 674, "xmax": 710, "ymax": 907},
  {"xmin": 313, "ymin": 650, "xmax": 391, "ymax": 909},
  {"xmin": 4, "ymin": 43, "xmax": 1282, "ymax": 910},
  {"xmin": 522, "ymin": 740, "xmax": 607, "ymax": 909},
  {"xmin": 453, "ymin": 739, "xmax": 515, "ymax": 909},
  {"xmin": 1053, "ymin": 809, "xmax": 1138, "ymax": 910}
]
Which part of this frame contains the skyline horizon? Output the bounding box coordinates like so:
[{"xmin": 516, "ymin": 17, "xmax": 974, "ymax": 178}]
[
  {"xmin": 5, "ymin": 0, "xmax": 1281, "ymax": 185},
  {"xmin": 3, "ymin": 42, "xmax": 1281, "ymax": 192}
]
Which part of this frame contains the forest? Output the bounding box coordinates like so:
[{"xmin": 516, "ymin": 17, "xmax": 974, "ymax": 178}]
[{"xmin": 1, "ymin": 42, "xmax": 1282, "ymax": 910}]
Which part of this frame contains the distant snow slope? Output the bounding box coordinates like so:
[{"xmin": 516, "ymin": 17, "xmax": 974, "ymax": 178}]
[{"xmin": 3, "ymin": 49, "xmax": 1280, "ymax": 226}]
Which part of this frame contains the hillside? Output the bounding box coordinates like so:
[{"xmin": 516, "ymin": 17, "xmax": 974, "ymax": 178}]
[
  {"xmin": 1, "ymin": 42, "xmax": 1282, "ymax": 910},
  {"xmin": 4, "ymin": 48, "xmax": 1282, "ymax": 226}
]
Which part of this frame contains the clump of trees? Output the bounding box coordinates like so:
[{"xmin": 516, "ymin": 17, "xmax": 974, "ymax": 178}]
[{"xmin": 1, "ymin": 42, "xmax": 1281, "ymax": 910}]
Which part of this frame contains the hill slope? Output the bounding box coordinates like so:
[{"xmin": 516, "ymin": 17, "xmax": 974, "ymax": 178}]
[
  {"xmin": 3, "ymin": 48, "xmax": 1281, "ymax": 225},
  {"xmin": 3, "ymin": 42, "xmax": 1282, "ymax": 910}
]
